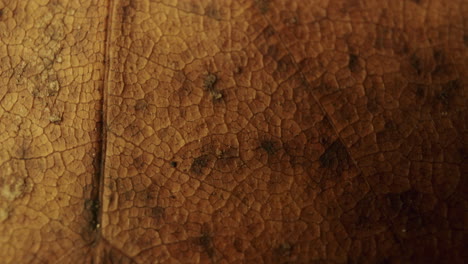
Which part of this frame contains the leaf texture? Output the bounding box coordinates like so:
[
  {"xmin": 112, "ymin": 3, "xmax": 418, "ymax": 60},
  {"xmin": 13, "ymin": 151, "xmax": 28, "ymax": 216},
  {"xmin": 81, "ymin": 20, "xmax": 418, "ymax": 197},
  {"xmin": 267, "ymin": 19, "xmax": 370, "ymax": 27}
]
[{"xmin": 0, "ymin": 0, "xmax": 466, "ymax": 263}]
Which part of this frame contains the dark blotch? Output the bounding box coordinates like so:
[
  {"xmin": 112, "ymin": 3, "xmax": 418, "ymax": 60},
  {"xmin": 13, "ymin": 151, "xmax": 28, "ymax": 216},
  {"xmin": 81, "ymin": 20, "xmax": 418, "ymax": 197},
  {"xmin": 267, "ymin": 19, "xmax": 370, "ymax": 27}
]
[
  {"xmin": 387, "ymin": 189, "xmax": 425, "ymax": 229},
  {"xmin": 151, "ymin": 206, "xmax": 165, "ymax": 218},
  {"xmin": 133, "ymin": 155, "xmax": 145, "ymax": 169},
  {"xmin": 205, "ymin": 3, "xmax": 220, "ymax": 20},
  {"xmin": 260, "ymin": 140, "xmax": 277, "ymax": 155},
  {"xmin": 263, "ymin": 25, "xmax": 275, "ymax": 38},
  {"xmin": 433, "ymin": 63, "xmax": 456, "ymax": 80},
  {"xmin": 319, "ymin": 140, "xmax": 350, "ymax": 174},
  {"xmin": 277, "ymin": 55, "xmax": 294, "ymax": 73},
  {"xmin": 135, "ymin": 99, "xmax": 148, "ymax": 111},
  {"xmin": 191, "ymin": 154, "xmax": 210, "ymax": 174},
  {"xmin": 170, "ymin": 161, "xmax": 178, "ymax": 168},
  {"xmin": 122, "ymin": 2, "xmax": 134, "ymax": 19},
  {"xmin": 415, "ymin": 84, "xmax": 425, "ymax": 98},
  {"xmin": 275, "ymin": 243, "xmax": 293, "ymax": 257},
  {"xmin": 266, "ymin": 45, "xmax": 279, "ymax": 58},
  {"xmin": 340, "ymin": 193, "xmax": 389, "ymax": 236},
  {"xmin": 394, "ymin": 189, "xmax": 421, "ymax": 211},
  {"xmin": 120, "ymin": 1, "xmax": 136, "ymax": 33},
  {"xmin": 255, "ymin": 0, "xmax": 270, "ymax": 14},
  {"xmin": 197, "ymin": 233, "xmax": 215, "ymax": 257},
  {"xmin": 377, "ymin": 120, "xmax": 399, "ymax": 144},
  {"xmin": 319, "ymin": 136, "xmax": 329, "ymax": 146},
  {"xmin": 409, "ymin": 54, "xmax": 422, "ymax": 75},
  {"xmin": 348, "ymin": 54, "xmax": 360, "ymax": 72},
  {"xmin": 438, "ymin": 79, "xmax": 461, "ymax": 105},
  {"xmin": 433, "ymin": 49, "xmax": 445, "ymax": 63}
]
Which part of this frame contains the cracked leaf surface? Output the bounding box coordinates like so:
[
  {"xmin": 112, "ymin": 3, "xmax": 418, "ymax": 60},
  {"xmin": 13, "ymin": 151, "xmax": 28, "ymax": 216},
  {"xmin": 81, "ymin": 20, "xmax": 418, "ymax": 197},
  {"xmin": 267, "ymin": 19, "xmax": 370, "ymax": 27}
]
[{"xmin": 0, "ymin": 0, "xmax": 466, "ymax": 263}]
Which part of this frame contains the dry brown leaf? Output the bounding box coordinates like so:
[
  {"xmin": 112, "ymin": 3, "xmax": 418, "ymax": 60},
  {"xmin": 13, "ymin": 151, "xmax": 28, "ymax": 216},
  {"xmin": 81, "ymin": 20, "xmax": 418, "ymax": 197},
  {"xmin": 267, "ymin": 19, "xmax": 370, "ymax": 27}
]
[{"xmin": 0, "ymin": 0, "xmax": 466, "ymax": 263}]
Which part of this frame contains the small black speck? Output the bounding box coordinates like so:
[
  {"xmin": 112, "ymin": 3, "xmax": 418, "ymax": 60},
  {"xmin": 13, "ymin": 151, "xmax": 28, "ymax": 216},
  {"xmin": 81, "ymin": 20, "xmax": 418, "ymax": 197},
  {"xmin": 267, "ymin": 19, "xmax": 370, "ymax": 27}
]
[{"xmin": 170, "ymin": 161, "xmax": 178, "ymax": 168}]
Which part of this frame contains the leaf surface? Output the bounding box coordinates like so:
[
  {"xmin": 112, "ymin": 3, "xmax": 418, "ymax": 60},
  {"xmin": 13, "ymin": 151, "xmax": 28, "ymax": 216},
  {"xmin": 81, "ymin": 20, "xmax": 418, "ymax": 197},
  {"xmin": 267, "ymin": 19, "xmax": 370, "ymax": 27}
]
[{"xmin": 0, "ymin": 0, "xmax": 466, "ymax": 263}]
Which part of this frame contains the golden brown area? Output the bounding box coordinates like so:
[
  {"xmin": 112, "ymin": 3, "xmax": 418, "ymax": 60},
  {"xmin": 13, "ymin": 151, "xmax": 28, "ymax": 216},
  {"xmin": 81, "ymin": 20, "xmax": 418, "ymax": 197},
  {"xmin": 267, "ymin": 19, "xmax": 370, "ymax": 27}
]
[{"xmin": 0, "ymin": 0, "xmax": 466, "ymax": 263}]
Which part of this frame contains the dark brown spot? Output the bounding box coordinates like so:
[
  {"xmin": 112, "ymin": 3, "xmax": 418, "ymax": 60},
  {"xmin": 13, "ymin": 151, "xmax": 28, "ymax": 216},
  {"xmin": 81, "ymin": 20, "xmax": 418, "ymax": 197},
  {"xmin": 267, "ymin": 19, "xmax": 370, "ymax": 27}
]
[
  {"xmin": 135, "ymin": 99, "xmax": 148, "ymax": 111},
  {"xmin": 348, "ymin": 53, "xmax": 360, "ymax": 72},
  {"xmin": 170, "ymin": 161, "xmax": 178, "ymax": 168},
  {"xmin": 0, "ymin": 9, "xmax": 4, "ymax": 19},
  {"xmin": 321, "ymin": 115, "xmax": 333, "ymax": 129},
  {"xmin": 277, "ymin": 55, "xmax": 294, "ymax": 73},
  {"xmin": 433, "ymin": 49, "xmax": 445, "ymax": 63},
  {"xmin": 120, "ymin": 3, "xmax": 135, "ymax": 34},
  {"xmin": 392, "ymin": 190, "xmax": 422, "ymax": 210},
  {"xmin": 438, "ymin": 79, "xmax": 461, "ymax": 106},
  {"xmin": 122, "ymin": 3, "xmax": 133, "ymax": 20},
  {"xmin": 275, "ymin": 243, "xmax": 293, "ymax": 257},
  {"xmin": 198, "ymin": 233, "xmax": 211, "ymax": 248},
  {"xmin": 319, "ymin": 136, "xmax": 329, "ymax": 145},
  {"xmin": 260, "ymin": 140, "xmax": 277, "ymax": 155},
  {"xmin": 234, "ymin": 238, "xmax": 245, "ymax": 253},
  {"xmin": 340, "ymin": 193, "xmax": 388, "ymax": 235},
  {"xmin": 266, "ymin": 44, "xmax": 279, "ymax": 58},
  {"xmin": 205, "ymin": 3, "xmax": 220, "ymax": 20},
  {"xmin": 415, "ymin": 84, "xmax": 425, "ymax": 98},
  {"xmin": 386, "ymin": 189, "xmax": 425, "ymax": 230},
  {"xmin": 319, "ymin": 140, "xmax": 350, "ymax": 174},
  {"xmin": 133, "ymin": 155, "xmax": 145, "ymax": 169},
  {"xmin": 377, "ymin": 120, "xmax": 399, "ymax": 144},
  {"xmin": 263, "ymin": 25, "xmax": 275, "ymax": 38},
  {"xmin": 384, "ymin": 120, "xmax": 396, "ymax": 130},
  {"xmin": 432, "ymin": 63, "xmax": 456, "ymax": 79},
  {"xmin": 255, "ymin": 0, "xmax": 270, "ymax": 14},
  {"xmin": 151, "ymin": 206, "xmax": 165, "ymax": 218},
  {"xmin": 191, "ymin": 154, "xmax": 210, "ymax": 174},
  {"xmin": 196, "ymin": 226, "xmax": 215, "ymax": 257},
  {"xmin": 410, "ymin": 54, "xmax": 422, "ymax": 75},
  {"xmin": 144, "ymin": 184, "xmax": 159, "ymax": 201}
]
